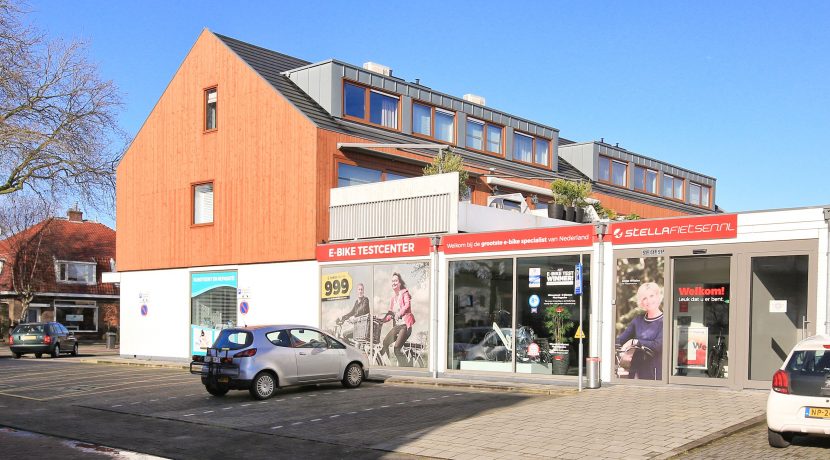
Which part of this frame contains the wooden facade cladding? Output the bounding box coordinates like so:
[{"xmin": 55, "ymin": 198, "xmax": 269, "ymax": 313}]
[
  {"xmin": 590, "ymin": 190, "xmax": 687, "ymax": 219},
  {"xmin": 116, "ymin": 31, "xmax": 318, "ymax": 272}
]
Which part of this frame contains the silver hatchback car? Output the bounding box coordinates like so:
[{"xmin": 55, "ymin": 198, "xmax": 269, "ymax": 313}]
[{"xmin": 190, "ymin": 325, "xmax": 369, "ymax": 399}]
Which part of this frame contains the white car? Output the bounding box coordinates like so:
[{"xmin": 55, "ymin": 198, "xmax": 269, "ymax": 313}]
[{"xmin": 766, "ymin": 334, "xmax": 830, "ymax": 447}]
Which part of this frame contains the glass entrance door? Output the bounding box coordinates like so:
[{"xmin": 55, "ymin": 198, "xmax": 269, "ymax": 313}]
[
  {"xmin": 748, "ymin": 255, "xmax": 811, "ymax": 382},
  {"xmin": 669, "ymin": 256, "xmax": 732, "ymax": 385}
]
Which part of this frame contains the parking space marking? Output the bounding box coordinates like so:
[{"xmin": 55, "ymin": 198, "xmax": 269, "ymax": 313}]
[
  {"xmin": 380, "ymin": 405, "xmax": 390, "ymax": 408},
  {"xmin": 275, "ymin": 399, "xmax": 285, "ymax": 402},
  {"xmin": 347, "ymin": 411, "xmax": 357, "ymax": 414},
  {"xmin": 396, "ymin": 402, "xmax": 405, "ymax": 405},
  {"xmin": 46, "ymin": 379, "xmax": 196, "ymax": 401},
  {"xmin": 183, "ymin": 414, "xmax": 194, "ymax": 417},
  {"xmin": 330, "ymin": 415, "xmax": 339, "ymax": 418},
  {"xmin": 291, "ymin": 422, "xmax": 303, "ymax": 426},
  {"xmin": 203, "ymin": 411, "xmax": 213, "ymax": 414},
  {"xmin": 111, "ymin": 404, "xmax": 122, "ymax": 408},
  {"xmin": 222, "ymin": 407, "xmax": 233, "ymax": 410},
  {"xmin": 311, "ymin": 418, "xmax": 322, "ymax": 422},
  {"xmin": 130, "ymin": 402, "xmax": 141, "ymax": 405},
  {"xmin": 271, "ymin": 426, "xmax": 283, "ymax": 430}
]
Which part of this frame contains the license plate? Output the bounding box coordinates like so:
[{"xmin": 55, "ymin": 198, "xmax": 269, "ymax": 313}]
[
  {"xmin": 805, "ymin": 407, "xmax": 830, "ymax": 419},
  {"xmin": 22, "ymin": 335, "xmax": 36, "ymax": 340},
  {"xmin": 218, "ymin": 376, "xmax": 229, "ymax": 383}
]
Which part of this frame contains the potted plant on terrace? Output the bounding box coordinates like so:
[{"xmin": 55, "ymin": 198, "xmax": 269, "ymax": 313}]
[
  {"xmin": 545, "ymin": 305, "xmax": 574, "ymax": 375},
  {"xmin": 549, "ymin": 179, "xmax": 592, "ymax": 222}
]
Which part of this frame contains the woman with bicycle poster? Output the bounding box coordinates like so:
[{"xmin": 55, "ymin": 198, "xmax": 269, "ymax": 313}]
[{"xmin": 615, "ymin": 258, "xmax": 665, "ymax": 380}]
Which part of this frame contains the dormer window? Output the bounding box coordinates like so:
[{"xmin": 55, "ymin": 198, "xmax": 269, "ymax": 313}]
[
  {"xmin": 689, "ymin": 182, "xmax": 710, "ymax": 207},
  {"xmin": 662, "ymin": 174, "xmax": 684, "ymax": 200},
  {"xmin": 599, "ymin": 156, "xmax": 627, "ymax": 187},
  {"xmin": 56, "ymin": 261, "xmax": 96, "ymax": 285},
  {"xmin": 514, "ymin": 133, "xmax": 549, "ymax": 167},
  {"xmin": 343, "ymin": 82, "xmax": 399, "ymax": 130},
  {"xmin": 466, "ymin": 119, "xmax": 503, "ymax": 155},
  {"xmin": 633, "ymin": 165, "xmax": 658, "ymax": 194},
  {"xmin": 412, "ymin": 103, "xmax": 454, "ymax": 143}
]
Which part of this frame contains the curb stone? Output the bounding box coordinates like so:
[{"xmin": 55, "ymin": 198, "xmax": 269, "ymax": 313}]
[{"xmin": 660, "ymin": 415, "xmax": 766, "ymax": 459}]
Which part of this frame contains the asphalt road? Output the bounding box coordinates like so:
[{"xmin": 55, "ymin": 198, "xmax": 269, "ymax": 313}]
[{"xmin": 0, "ymin": 356, "xmax": 545, "ymax": 459}]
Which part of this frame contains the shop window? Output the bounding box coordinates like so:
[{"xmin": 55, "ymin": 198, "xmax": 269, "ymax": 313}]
[
  {"xmin": 671, "ymin": 256, "xmax": 731, "ymax": 380},
  {"xmin": 319, "ymin": 263, "xmax": 431, "ymax": 369},
  {"xmin": 190, "ymin": 271, "xmax": 237, "ymax": 357},
  {"xmin": 193, "ymin": 182, "xmax": 214, "ymax": 225},
  {"xmin": 448, "ymin": 259, "xmax": 514, "ymax": 371},
  {"xmin": 56, "ymin": 261, "xmax": 96, "ymax": 284},
  {"xmin": 516, "ymin": 255, "xmax": 590, "ymax": 375},
  {"xmin": 689, "ymin": 183, "xmax": 711, "ymax": 207},
  {"xmin": 633, "ymin": 165, "xmax": 658, "ymax": 194},
  {"xmin": 343, "ymin": 81, "xmax": 399, "ymax": 130},
  {"xmin": 599, "ymin": 156, "xmax": 627, "ymax": 187},
  {"xmin": 205, "ymin": 87, "xmax": 217, "ymax": 131},
  {"xmin": 55, "ymin": 301, "xmax": 98, "ymax": 332},
  {"xmin": 662, "ymin": 174, "xmax": 684, "ymax": 200}
]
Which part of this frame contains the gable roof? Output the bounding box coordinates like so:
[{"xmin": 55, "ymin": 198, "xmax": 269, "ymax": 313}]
[{"xmin": 0, "ymin": 218, "xmax": 117, "ymax": 296}]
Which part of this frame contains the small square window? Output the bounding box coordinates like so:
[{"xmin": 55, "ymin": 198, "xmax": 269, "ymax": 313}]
[
  {"xmin": 193, "ymin": 182, "xmax": 214, "ymax": 225},
  {"xmin": 205, "ymin": 88, "xmax": 217, "ymax": 131}
]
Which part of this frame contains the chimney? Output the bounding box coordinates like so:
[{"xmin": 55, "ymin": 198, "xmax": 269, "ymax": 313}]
[
  {"xmin": 463, "ymin": 94, "xmax": 486, "ymax": 106},
  {"xmin": 67, "ymin": 205, "xmax": 83, "ymax": 222}
]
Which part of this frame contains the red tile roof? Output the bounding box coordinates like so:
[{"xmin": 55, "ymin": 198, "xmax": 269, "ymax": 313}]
[{"xmin": 0, "ymin": 218, "xmax": 118, "ymax": 296}]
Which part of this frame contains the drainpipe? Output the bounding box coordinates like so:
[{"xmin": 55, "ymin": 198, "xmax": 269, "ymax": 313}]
[
  {"xmin": 431, "ymin": 235, "xmax": 441, "ymax": 379},
  {"xmin": 824, "ymin": 208, "xmax": 830, "ymax": 334},
  {"xmin": 587, "ymin": 222, "xmax": 607, "ymax": 388}
]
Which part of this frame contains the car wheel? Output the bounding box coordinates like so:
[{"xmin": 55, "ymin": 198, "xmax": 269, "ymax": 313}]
[
  {"xmin": 249, "ymin": 371, "xmax": 277, "ymax": 400},
  {"xmin": 71, "ymin": 343, "xmax": 79, "ymax": 357},
  {"xmin": 34, "ymin": 353, "xmax": 42, "ymax": 359},
  {"xmin": 342, "ymin": 362, "xmax": 364, "ymax": 389},
  {"xmin": 13, "ymin": 352, "xmax": 21, "ymax": 359},
  {"xmin": 768, "ymin": 428, "xmax": 793, "ymax": 448},
  {"xmin": 205, "ymin": 382, "xmax": 229, "ymax": 397},
  {"xmin": 51, "ymin": 344, "xmax": 60, "ymax": 358}
]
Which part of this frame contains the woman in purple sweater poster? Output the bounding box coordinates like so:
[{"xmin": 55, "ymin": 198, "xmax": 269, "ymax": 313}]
[{"xmin": 616, "ymin": 282, "xmax": 664, "ymax": 380}]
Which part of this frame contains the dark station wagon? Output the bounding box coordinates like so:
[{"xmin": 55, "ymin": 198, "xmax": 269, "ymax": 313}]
[{"xmin": 8, "ymin": 322, "xmax": 79, "ymax": 359}]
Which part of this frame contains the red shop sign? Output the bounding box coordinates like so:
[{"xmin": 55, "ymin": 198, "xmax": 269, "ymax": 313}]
[
  {"xmin": 442, "ymin": 225, "xmax": 595, "ymax": 255},
  {"xmin": 317, "ymin": 237, "xmax": 432, "ymax": 262},
  {"xmin": 608, "ymin": 214, "xmax": 737, "ymax": 245}
]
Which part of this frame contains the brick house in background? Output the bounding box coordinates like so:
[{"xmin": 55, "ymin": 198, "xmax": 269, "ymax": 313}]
[{"xmin": 0, "ymin": 208, "xmax": 119, "ymax": 340}]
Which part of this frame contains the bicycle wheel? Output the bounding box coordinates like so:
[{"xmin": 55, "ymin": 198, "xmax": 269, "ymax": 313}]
[{"xmin": 707, "ymin": 349, "xmax": 721, "ymax": 378}]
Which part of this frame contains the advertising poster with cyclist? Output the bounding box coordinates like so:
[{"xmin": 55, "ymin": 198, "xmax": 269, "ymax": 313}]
[
  {"xmin": 320, "ymin": 262, "xmax": 430, "ymax": 369},
  {"xmin": 615, "ymin": 257, "xmax": 665, "ymax": 380}
]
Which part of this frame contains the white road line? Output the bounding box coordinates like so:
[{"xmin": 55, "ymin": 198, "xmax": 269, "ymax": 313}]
[
  {"xmin": 428, "ymin": 397, "xmax": 437, "ymax": 400},
  {"xmin": 275, "ymin": 399, "xmax": 285, "ymax": 402},
  {"xmin": 259, "ymin": 401, "xmax": 268, "ymax": 404},
  {"xmin": 347, "ymin": 411, "xmax": 357, "ymax": 414},
  {"xmin": 363, "ymin": 408, "xmax": 373, "ymax": 411},
  {"xmin": 441, "ymin": 396, "xmax": 449, "ymax": 398},
  {"xmin": 241, "ymin": 404, "xmax": 251, "ymax": 407},
  {"xmin": 323, "ymin": 392, "xmax": 332, "ymax": 395},
  {"xmin": 149, "ymin": 399, "xmax": 158, "ymax": 402},
  {"xmin": 454, "ymin": 393, "xmax": 462, "ymax": 396},
  {"xmin": 412, "ymin": 400, "xmax": 421, "ymax": 402},
  {"xmin": 184, "ymin": 394, "xmax": 196, "ymax": 397},
  {"xmin": 271, "ymin": 426, "xmax": 283, "ymax": 430},
  {"xmin": 380, "ymin": 405, "xmax": 390, "ymax": 408},
  {"xmin": 311, "ymin": 418, "xmax": 322, "ymax": 422},
  {"xmin": 291, "ymin": 422, "xmax": 303, "ymax": 426},
  {"xmin": 130, "ymin": 402, "xmax": 141, "ymax": 405},
  {"xmin": 222, "ymin": 407, "xmax": 233, "ymax": 410},
  {"xmin": 183, "ymin": 414, "xmax": 194, "ymax": 417},
  {"xmin": 396, "ymin": 402, "xmax": 405, "ymax": 405},
  {"xmin": 111, "ymin": 404, "xmax": 122, "ymax": 408},
  {"xmin": 330, "ymin": 415, "xmax": 340, "ymax": 418},
  {"xmin": 168, "ymin": 396, "xmax": 177, "ymax": 399},
  {"xmin": 292, "ymin": 397, "xmax": 302, "ymax": 399},
  {"xmin": 203, "ymin": 410, "xmax": 213, "ymax": 414}
]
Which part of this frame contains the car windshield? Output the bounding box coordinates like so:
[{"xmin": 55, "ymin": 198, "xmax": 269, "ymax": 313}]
[
  {"xmin": 784, "ymin": 349, "xmax": 830, "ymax": 396},
  {"xmin": 213, "ymin": 329, "xmax": 253, "ymax": 350},
  {"xmin": 13, "ymin": 324, "xmax": 45, "ymax": 334}
]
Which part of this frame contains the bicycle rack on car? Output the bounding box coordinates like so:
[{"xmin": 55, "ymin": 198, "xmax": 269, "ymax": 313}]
[{"xmin": 189, "ymin": 347, "xmax": 241, "ymax": 380}]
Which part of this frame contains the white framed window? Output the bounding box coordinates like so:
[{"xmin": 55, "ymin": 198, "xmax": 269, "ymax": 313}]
[
  {"xmin": 205, "ymin": 87, "xmax": 217, "ymax": 131},
  {"xmin": 56, "ymin": 261, "xmax": 96, "ymax": 285},
  {"xmin": 193, "ymin": 182, "xmax": 214, "ymax": 225}
]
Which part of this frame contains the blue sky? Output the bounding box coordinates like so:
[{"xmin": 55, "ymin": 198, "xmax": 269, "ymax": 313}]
[{"xmin": 27, "ymin": 1, "xmax": 830, "ymax": 224}]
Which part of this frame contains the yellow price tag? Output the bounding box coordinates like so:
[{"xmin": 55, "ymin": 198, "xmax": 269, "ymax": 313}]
[{"xmin": 321, "ymin": 272, "xmax": 353, "ymax": 300}]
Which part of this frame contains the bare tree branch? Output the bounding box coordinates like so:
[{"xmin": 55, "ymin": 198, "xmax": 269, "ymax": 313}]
[{"xmin": 0, "ymin": 0, "xmax": 125, "ymax": 213}]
